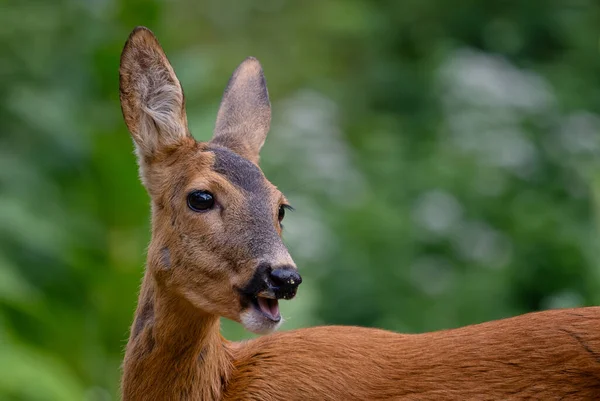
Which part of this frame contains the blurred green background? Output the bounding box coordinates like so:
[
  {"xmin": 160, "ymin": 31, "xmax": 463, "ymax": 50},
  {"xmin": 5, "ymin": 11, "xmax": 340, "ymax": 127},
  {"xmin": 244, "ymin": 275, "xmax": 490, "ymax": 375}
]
[{"xmin": 2, "ymin": 0, "xmax": 600, "ymax": 399}]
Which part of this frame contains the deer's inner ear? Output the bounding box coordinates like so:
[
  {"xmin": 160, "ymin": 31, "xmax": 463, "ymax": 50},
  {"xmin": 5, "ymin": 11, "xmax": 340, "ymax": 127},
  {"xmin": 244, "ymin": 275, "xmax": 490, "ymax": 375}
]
[
  {"xmin": 210, "ymin": 57, "xmax": 271, "ymax": 165},
  {"xmin": 119, "ymin": 26, "xmax": 192, "ymax": 161}
]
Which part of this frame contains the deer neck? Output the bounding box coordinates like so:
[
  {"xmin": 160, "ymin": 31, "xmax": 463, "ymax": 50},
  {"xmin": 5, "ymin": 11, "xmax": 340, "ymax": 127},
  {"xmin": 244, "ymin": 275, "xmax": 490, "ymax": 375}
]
[{"xmin": 122, "ymin": 270, "xmax": 232, "ymax": 401}]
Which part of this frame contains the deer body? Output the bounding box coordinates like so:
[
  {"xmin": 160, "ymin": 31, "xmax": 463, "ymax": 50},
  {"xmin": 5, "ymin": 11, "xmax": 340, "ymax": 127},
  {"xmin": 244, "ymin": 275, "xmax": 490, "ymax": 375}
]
[
  {"xmin": 119, "ymin": 27, "xmax": 600, "ymax": 400},
  {"xmin": 226, "ymin": 308, "xmax": 600, "ymax": 400},
  {"xmin": 124, "ymin": 289, "xmax": 600, "ymax": 400}
]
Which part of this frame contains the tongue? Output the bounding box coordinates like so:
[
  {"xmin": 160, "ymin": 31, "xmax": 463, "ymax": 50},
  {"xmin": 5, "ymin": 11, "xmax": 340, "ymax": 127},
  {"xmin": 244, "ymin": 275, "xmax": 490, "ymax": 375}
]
[{"xmin": 257, "ymin": 297, "xmax": 280, "ymax": 320}]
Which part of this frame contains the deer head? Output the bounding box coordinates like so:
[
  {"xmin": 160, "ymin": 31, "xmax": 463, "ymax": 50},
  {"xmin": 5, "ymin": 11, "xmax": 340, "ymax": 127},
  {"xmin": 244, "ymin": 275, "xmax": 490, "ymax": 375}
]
[{"xmin": 119, "ymin": 27, "xmax": 301, "ymax": 334}]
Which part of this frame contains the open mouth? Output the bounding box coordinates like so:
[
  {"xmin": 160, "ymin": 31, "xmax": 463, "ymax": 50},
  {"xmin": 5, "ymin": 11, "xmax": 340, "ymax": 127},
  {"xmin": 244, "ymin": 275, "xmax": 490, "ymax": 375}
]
[
  {"xmin": 238, "ymin": 265, "xmax": 302, "ymax": 332},
  {"xmin": 251, "ymin": 294, "xmax": 281, "ymax": 322}
]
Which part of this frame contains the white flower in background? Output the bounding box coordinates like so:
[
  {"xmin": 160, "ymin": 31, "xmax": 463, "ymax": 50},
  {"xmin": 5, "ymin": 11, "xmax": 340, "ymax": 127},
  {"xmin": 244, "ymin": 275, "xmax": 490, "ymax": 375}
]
[
  {"xmin": 413, "ymin": 190, "xmax": 463, "ymax": 236},
  {"xmin": 438, "ymin": 48, "xmax": 558, "ymax": 180},
  {"xmin": 268, "ymin": 90, "xmax": 366, "ymax": 207}
]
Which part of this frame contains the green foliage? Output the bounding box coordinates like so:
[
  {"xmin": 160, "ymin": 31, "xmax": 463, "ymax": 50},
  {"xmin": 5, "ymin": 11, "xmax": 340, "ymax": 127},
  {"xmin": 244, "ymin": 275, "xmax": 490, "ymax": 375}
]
[{"xmin": 1, "ymin": 0, "xmax": 599, "ymax": 399}]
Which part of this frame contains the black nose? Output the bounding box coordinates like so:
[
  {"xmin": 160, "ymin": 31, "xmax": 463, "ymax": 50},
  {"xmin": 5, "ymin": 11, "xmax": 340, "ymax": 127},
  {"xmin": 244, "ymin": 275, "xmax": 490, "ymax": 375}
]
[{"xmin": 269, "ymin": 266, "xmax": 302, "ymax": 299}]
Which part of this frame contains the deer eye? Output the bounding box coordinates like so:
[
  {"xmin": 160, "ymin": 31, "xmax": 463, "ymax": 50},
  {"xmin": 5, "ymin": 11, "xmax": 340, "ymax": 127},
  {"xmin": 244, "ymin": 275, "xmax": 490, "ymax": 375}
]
[
  {"xmin": 278, "ymin": 205, "xmax": 286, "ymax": 222},
  {"xmin": 187, "ymin": 190, "xmax": 215, "ymax": 212},
  {"xmin": 278, "ymin": 204, "xmax": 293, "ymax": 223}
]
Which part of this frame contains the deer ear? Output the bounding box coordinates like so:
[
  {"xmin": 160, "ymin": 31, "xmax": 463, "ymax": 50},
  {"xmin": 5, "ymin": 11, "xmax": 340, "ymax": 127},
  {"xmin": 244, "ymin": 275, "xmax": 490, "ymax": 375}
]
[
  {"xmin": 210, "ymin": 57, "xmax": 271, "ymax": 164},
  {"xmin": 119, "ymin": 26, "xmax": 192, "ymax": 161}
]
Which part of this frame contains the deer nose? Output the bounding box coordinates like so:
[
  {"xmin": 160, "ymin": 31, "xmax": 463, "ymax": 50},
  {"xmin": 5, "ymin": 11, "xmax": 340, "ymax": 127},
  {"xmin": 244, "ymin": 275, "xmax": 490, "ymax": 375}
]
[{"xmin": 269, "ymin": 266, "xmax": 302, "ymax": 299}]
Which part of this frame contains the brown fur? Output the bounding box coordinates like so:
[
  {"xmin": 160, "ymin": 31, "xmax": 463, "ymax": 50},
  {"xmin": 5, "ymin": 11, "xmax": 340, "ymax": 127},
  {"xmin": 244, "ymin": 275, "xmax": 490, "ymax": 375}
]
[
  {"xmin": 226, "ymin": 308, "xmax": 600, "ymax": 400},
  {"xmin": 119, "ymin": 27, "xmax": 600, "ymax": 400}
]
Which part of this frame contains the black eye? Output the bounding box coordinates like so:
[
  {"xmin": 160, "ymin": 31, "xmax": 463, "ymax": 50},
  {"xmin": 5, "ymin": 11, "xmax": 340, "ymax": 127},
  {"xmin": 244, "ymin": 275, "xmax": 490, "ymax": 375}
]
[
  {"xmin": 278, "ymin": 205, "xmax": 286, "ymax": 222},
  {"xmin": 187, "ymin": 190, "xmax": 215, "ymax": 212},
  {"xmin": 278, "ymin": 204, "xmax": 293, "ymax": 223}
]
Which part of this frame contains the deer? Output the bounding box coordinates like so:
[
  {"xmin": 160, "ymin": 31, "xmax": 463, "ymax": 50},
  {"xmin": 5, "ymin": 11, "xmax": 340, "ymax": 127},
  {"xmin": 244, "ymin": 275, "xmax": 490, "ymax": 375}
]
[{"xmin": 119, "ymin": 26, "xmax": 600, "ymax": 400}]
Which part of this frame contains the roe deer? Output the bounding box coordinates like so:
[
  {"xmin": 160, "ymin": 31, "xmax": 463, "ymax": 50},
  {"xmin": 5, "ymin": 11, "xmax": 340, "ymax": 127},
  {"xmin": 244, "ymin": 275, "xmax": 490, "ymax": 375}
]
[{"xmin": 119, "ymin": 26, "xmax": 600, "ymax": 400}]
